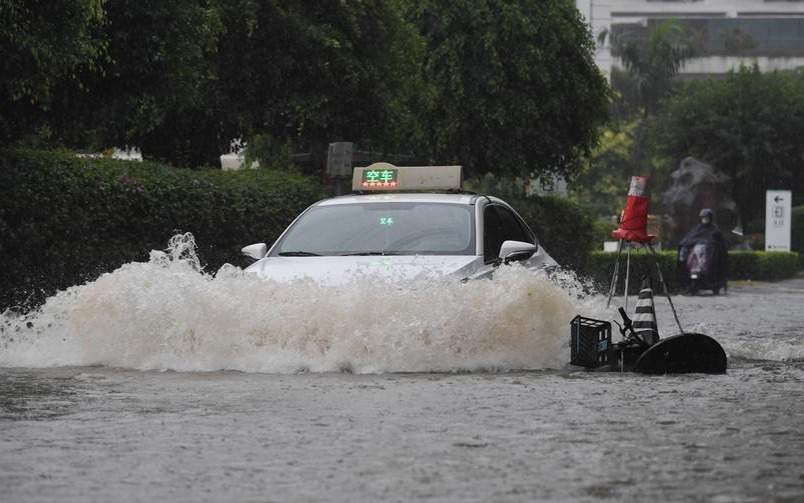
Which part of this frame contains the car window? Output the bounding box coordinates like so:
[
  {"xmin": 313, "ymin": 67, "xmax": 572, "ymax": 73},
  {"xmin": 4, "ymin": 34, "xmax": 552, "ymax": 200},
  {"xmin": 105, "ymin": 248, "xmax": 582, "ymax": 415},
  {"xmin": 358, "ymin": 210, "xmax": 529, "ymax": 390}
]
[
  {"xmin": 273, "ymin": 202, "xmax": 475, "ymax": 256},
  {"xmin": 496, "ymin": 205, "xmax": 532, "ymax": 243},
  {"xmin": 484, "ymin": 205, "xmax": 532, "ymax": 262}
]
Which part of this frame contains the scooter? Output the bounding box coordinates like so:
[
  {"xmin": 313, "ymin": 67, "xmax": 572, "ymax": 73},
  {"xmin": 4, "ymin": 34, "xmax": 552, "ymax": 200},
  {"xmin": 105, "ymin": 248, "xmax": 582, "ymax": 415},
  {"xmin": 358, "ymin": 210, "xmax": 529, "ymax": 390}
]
[{"xmin": 678, "ymin": 241, "xmax": 726, "ymax": 295}]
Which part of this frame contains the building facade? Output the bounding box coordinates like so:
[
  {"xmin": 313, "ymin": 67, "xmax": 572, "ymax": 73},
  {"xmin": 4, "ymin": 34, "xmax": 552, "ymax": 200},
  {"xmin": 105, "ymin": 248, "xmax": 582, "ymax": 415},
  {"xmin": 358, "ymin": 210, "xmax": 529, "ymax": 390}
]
[{"xmin": 576, "ymin": 0, "xmax": 804, "ymax": 77}]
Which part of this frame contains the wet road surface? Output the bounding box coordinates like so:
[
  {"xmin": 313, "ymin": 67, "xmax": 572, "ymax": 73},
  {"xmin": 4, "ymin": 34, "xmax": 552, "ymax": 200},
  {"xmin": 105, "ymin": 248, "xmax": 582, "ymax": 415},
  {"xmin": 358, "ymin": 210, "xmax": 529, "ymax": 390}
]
[{"xmin": 1, "ymin": 278, "xmax": 803, "ymax": 502}]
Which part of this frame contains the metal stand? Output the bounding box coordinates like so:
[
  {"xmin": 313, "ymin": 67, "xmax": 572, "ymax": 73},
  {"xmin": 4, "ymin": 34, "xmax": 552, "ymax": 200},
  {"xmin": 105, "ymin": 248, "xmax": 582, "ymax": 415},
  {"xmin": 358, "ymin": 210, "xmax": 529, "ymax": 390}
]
[
  {"xmin": 605, "ymin": 239, "xmax": 632, "ymax": 313},
  {"xmin": 646, "ymin": 243, "xmax": 684, "ymax": 334},
  {"xmin": 606, "ymin": 240, "xmax": 623, "ymax": 308},
  {"xmin": 624, "ymin": 245, "xmax": 631, "ymax": 313},
  {"xmin": 606, "ymin": 240, "xmax": 686, "ymax": 336}
]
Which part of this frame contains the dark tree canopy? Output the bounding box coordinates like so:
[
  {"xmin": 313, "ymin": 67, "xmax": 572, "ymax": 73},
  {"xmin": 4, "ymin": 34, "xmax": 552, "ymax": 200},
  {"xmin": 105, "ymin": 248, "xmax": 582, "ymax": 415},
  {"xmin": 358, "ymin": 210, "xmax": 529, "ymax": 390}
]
[
  {"xmin": 53, "ymin": 0, "xmax": 424, "ymax": 167},
  {"xmin": 54, "ymin": 0, "xmax": 226, "ymax": 167},
  {"xmin": 406, "ymin": 0, "xmax": 609, "ymax": 178},
  {"xmin": 3, "ymin": 0, "xmax": 610, "ymax": 175},
  {"xmin": 0, "ymin": 0, "xmax": 105, "ymax": 145},
  {"xmin": 217, "ymin": 0, "xmax": 424, "ymax": 158},
  {"xmin": 652, "ymin": 66, "xmax": 804, "ymax": 225}
]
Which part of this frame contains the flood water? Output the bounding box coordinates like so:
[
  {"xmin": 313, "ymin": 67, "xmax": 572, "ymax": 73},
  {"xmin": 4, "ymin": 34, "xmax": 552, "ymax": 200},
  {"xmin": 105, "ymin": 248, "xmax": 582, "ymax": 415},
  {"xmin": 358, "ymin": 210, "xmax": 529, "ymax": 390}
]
[{"xmin": 1, "ymin": 242, "xmax": 802, "ymax": 501}]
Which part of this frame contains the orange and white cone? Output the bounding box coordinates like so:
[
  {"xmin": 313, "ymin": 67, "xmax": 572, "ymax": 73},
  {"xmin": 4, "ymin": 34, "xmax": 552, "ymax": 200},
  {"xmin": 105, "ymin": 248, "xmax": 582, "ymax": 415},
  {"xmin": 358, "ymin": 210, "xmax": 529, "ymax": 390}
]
[
  {"xmin": 633, "ymin": 277, "xmax": 659, "ymax": 345},
  {"xmin": 611, "ymin": 176, "xmax": 654, "ymax": 244}
]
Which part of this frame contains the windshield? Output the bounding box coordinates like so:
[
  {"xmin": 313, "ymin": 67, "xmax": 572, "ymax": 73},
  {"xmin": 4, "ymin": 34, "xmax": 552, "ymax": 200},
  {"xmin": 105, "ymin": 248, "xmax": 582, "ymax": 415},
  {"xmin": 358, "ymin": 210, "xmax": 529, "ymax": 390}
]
[{"xmin": 273, "ymin": 202, "xmax": 475, "ymax": 256}]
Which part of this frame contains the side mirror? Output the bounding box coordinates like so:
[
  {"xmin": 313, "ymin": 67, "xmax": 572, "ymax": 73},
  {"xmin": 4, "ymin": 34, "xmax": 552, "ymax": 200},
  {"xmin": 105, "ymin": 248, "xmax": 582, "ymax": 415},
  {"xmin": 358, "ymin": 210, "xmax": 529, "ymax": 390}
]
[
  {"xmin": 241, "ymin": 243, "xmax": 268, "ymax": 260},
  {"xmin": 499, "ymin": 240, "xmax": 537, "ymax": 264}
]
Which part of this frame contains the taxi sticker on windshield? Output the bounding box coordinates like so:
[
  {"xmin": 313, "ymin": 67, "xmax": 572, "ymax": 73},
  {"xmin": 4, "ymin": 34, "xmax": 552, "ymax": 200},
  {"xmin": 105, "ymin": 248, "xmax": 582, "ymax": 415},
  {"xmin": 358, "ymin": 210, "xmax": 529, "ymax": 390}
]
[{"xmin": 361, "ymin": 168, "xmax": 398, "ymax": 188}]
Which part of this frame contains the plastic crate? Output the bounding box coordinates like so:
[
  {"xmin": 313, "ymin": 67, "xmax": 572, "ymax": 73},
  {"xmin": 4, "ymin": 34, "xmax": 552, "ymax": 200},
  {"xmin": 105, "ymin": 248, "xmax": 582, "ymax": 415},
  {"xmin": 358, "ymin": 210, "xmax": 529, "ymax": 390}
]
[{"xmin": 570, "ymin": 316, "xmax": 612, "ymax": 368}]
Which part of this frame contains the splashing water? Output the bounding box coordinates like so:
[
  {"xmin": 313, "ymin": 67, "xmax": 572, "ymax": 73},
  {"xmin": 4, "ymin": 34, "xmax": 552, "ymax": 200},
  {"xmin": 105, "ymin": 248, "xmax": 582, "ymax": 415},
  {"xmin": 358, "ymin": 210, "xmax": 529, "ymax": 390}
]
[{"xmin": 0, "ymin": 234, "xmax": 603, "ymax": 374}]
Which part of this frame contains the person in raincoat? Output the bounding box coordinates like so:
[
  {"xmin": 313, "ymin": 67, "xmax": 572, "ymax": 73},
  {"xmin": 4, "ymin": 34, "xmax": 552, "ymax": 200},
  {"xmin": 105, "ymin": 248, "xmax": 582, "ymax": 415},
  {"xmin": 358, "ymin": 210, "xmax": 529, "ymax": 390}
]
[{"xmin": 677, "ymin": 209, "xmax": 728, "ymax": 294}]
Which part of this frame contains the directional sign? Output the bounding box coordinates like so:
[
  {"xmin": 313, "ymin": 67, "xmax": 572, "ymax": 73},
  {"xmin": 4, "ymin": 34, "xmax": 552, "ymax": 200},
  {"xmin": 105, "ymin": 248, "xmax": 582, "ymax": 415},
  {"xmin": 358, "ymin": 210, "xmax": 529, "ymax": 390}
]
[{"xmin": 765, "ymin": 190, "xmax": 792, "ymax": 251}]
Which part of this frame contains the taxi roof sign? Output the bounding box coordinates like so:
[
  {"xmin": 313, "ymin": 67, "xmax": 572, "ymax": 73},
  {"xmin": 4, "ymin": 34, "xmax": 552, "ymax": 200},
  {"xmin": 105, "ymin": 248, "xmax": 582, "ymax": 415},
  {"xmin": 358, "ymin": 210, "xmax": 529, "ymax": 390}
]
[{"xmin": 352, "ymin": 163, "xmax": 462, "ymax": 192}]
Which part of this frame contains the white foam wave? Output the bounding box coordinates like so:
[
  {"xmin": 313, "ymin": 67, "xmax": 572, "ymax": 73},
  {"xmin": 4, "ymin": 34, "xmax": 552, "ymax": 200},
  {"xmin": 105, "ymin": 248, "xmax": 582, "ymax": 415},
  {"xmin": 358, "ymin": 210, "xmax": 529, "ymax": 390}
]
[
  {"xmin": 1, "ymin": 234, "xmax": 600, "ymax": 374},
  {"xmin": 725, "ymin": 338, "xmax": 804, "ymax": 362}
]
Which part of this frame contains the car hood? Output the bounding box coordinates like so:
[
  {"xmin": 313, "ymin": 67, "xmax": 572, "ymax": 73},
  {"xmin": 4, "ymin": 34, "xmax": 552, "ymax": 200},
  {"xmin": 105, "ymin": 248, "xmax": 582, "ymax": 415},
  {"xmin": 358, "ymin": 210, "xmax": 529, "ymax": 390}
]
[{"xmin": 244, "ymin": 255, "xmax": 484, "ymax": 284}]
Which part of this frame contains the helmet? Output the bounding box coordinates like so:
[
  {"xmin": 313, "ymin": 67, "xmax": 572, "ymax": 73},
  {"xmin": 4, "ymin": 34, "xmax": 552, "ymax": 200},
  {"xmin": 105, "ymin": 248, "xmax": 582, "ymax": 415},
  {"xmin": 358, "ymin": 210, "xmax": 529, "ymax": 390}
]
[{"xmin": 699, "ymin": 208, "xmax": 714, "ymax": 219}]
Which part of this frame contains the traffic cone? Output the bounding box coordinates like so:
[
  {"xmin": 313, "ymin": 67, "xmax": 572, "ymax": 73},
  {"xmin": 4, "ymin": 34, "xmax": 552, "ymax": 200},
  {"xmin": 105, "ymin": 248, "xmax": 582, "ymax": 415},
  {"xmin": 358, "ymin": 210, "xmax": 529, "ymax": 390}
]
[
  {"xmin": 633, "ymin": 277, "xmax": 659, "ymax": 345},
  {"xmin": 611, "ymin": 176, "xmax": 654, "ymax": 244}
]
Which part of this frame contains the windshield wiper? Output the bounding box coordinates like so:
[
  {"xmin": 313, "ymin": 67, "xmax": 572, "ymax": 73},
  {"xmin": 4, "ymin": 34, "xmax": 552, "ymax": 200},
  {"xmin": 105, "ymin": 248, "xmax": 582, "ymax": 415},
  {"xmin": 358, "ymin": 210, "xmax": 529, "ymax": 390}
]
[
  {"xmin": 339, "ymin": 251, "xmax": 403, "ymax": 256},
  {"xmin": 278, "ymin": 251, "xmax": 321, "ymax": 256}
]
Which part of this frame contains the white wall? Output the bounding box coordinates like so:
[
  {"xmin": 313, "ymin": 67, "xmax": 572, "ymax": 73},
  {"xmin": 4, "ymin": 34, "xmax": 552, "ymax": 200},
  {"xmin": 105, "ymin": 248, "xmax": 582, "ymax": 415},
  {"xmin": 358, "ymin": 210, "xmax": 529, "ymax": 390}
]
[{"xmin": 576, "ymin": 0, "xmax": 804, "ymax": 78}]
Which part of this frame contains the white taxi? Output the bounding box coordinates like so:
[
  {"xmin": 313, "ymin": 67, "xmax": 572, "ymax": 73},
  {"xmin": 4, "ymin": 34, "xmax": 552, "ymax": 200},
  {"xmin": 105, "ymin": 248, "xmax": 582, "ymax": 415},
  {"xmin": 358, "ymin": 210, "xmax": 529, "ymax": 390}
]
[{"xmin": 241, "ymin": 163, "xmax": 556, "ymax": 283}]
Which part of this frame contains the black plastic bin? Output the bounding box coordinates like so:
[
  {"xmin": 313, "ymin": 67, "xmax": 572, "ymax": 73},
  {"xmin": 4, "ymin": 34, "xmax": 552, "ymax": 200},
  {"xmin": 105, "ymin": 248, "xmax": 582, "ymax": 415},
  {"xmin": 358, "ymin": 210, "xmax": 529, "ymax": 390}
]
[{"xmin": 570, "ymin": 316, "xmax": 612, "ymax": 368}]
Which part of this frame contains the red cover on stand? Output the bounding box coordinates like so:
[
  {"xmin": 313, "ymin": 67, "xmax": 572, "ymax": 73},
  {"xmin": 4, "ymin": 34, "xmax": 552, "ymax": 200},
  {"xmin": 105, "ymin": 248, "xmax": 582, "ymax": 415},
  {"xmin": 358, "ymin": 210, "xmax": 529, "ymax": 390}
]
[{"xmin": 612, "ymin": 176, "xmax": 654, "ymax": 244}]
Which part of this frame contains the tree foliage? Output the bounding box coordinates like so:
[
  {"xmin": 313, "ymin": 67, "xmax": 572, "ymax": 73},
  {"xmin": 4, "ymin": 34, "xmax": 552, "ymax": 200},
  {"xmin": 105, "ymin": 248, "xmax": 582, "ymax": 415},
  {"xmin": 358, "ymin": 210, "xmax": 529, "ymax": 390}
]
[
  {"xmin": 652, "ymin": 66, "xmax": 804, "ymax": 225},
  {"xmin": 0, "ymin": 0, "xmax": 105, "ymax": 145},
  {"xmin": 571, "ymin": 122, "xmax": 639, "ymax": 216},
  {"xmin": 55, "ymin": 0, "xmax": 225, "ymax": 167},
  {"xmin": 405, "ymin": 0, "xmax": 609, "ymax": 178},
  {"xmin": 3, "ymin": 0, "xmax": 610, "ymax": 176},
  {"xmin": 611, "ymin": 19, "xmax": 694, "ymax": 116},
  {"xmin": 219, "ymin": 0, "xmax": 425, "ymax": 166}
]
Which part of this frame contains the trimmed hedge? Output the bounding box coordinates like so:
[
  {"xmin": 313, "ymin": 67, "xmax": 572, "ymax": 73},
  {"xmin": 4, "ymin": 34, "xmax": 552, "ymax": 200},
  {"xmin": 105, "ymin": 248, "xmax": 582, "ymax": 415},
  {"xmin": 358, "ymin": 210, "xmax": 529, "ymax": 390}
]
[
  {"xmin": 587, "ymin": 250, "xmax": 679, "ymax": 294},
  {"xmin": 586, "ymin": 249, "xmax": 801, "ymax": 294},
  {"xmin": 0, "ymin": 149, "xmax": 325, "ymax": 309},
  {"xmin": 793, "ymin": 205, "xmax": 804, "ymax": 268},
  {"xmin": 591, "ymin": 218, "xmax": 618, "ymax": 251},
  {"xmin": 728, "ymin": 251, "xmax": 801, "ymax": 281}
]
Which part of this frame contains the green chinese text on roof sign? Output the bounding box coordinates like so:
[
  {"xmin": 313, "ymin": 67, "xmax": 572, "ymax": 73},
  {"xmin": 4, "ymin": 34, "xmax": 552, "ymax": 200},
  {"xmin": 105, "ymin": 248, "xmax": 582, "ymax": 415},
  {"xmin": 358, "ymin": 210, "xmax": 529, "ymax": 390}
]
[{"xmin": 361, "ymin": 168, "xmax": 398, "ymax": 188}]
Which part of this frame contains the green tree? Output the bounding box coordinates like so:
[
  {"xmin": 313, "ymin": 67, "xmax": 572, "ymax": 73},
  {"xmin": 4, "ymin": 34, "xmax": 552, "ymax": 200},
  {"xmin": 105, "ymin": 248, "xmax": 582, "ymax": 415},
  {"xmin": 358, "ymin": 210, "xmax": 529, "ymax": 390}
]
[
  {"xmin": 652, "ymin": 66, "xmax": 804, "ymax": 225},
  {"xmin": 22, "ymin": 0, "xmax": 431, "ymax": 169},
  {"xmin": 0, "ymin": 0, "xmax": 105, "ymax": 145},
  {"xmin": 405, "ymin": 0, "xmax": 609, "ymax": 179},
  {"xmin": 610, "ymin": 19, "xmax": 695, "ymax": 117},
  {"xmin": 54, "ymin": 0, "xmax": 225, "ymax": 167},
  {"xmin": 571, "ymin": 121, "xmax": 639, "ymax": 216},
  {"xmin": 218, "ymin": 0, "xmax": 425, "ymax": 168}
]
